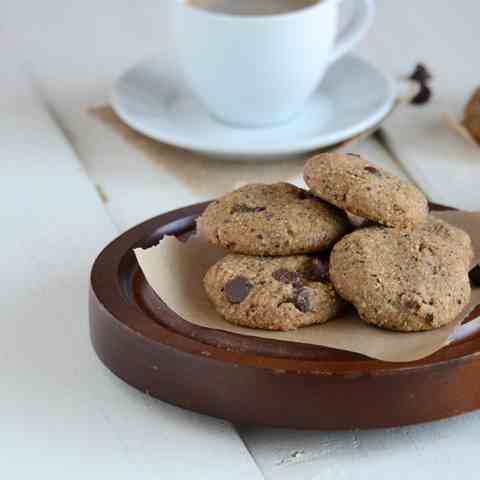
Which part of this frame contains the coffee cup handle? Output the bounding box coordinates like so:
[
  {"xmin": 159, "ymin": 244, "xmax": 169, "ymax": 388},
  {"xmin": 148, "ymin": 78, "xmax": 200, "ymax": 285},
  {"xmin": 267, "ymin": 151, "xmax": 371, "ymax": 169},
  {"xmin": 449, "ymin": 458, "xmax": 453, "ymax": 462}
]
[{"xmin": 329, "ymin": 0, "xmax": 375, "ymax": 64}]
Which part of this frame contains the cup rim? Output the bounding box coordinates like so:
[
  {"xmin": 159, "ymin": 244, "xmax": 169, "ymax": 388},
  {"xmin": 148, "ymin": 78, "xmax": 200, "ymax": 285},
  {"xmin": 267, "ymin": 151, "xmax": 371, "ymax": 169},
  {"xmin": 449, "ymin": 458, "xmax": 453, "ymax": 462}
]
[{"xmin": 176, "ymin": 0, "xmax": 341, "ymax": 21}]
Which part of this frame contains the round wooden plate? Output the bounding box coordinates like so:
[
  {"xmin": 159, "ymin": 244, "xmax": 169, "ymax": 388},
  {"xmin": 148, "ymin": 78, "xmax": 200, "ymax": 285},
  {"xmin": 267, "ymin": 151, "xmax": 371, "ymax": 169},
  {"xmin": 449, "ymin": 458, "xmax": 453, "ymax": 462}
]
[{"xmin": 90, "ymin": 202, "xmax": 480, "ymax": 429}]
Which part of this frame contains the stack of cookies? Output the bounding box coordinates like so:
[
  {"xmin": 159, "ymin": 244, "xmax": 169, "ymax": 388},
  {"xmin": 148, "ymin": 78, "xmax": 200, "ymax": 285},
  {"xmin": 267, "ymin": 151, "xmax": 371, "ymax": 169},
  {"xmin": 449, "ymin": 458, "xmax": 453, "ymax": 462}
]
[{"xmin": 197, "ymin": 153, "xmax": 473, "ymax": 332}]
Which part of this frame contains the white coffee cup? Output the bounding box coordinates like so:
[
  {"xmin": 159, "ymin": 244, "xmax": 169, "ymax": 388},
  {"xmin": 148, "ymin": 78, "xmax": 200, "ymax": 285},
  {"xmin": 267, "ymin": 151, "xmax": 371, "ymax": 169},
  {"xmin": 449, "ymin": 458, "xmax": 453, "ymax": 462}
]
[{"xmin": 171, "ymin": 0, "xmax": 375, "ymax": 128}]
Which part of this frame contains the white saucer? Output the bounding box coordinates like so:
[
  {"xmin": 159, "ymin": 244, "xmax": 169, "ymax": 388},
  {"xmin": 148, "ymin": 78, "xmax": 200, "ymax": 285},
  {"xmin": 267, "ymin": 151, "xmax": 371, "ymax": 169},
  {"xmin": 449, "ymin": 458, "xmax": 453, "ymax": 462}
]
[{"xmin": 112, "ymin": 54, "xmax": 395, "ymax": 161}]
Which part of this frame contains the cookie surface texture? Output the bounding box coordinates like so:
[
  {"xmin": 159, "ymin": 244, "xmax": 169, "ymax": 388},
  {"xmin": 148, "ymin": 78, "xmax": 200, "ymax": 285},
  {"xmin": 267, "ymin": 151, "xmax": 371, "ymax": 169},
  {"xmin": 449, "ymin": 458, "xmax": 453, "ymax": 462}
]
[
  {"xmin": 329, "ymin": 221, "xmax": 472, "ymax": 332},
  {"xmin": 204, "ymin": 254, "xmax": 346, "ymax": 331},
  {"xmin": 420, "ymin": 215, "xmax": 473, "ymax": 268},
  {"xmin": 196, "ymin": 182, "xmax": 351, "ymax": 255},
  {"xmin": 304, "ymin": 153, "xmax": 428, "ymax": 228}
]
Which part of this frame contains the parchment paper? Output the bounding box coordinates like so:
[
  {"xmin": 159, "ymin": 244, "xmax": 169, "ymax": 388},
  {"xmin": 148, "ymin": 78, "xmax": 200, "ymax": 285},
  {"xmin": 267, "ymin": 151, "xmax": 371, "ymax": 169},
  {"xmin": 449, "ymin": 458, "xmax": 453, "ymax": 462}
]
[{"xmin": 134, "ymin": 210, "xmax": 480, "ymax": 362}]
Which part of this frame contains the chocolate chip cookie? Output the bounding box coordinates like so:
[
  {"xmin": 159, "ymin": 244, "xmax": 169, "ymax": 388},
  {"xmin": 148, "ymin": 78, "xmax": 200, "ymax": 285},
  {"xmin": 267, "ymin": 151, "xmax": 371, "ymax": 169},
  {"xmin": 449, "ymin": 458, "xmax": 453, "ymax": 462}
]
[
  {"xmin": 329, "ymin": 220, "xmax": 472, "ymax": 332},
  {"xmin": 304, "ymin": 153, "xmax": 429, "ymax": 228},
  {"xmin": 197, "ymin": 182, "xmax": 351, "ymax": 256},
  {"xmin": 204, "ymin": 254, "xmax": 346, "ymax": 331}
]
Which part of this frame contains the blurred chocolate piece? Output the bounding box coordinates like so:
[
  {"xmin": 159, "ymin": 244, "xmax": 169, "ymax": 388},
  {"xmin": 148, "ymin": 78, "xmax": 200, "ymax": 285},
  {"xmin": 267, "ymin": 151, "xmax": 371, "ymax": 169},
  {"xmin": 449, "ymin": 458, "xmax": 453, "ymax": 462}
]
[
  {"xmin": 411, "ymin": 83, "xmax": 432, "ymax": 105},
  {"xmin": 469, "ymin": 265, "xmax": 480, "ymax": 286},
  {"xmin": 409, "ymin": 63, "xmax": 432, "ymax": 83},
  {"xmin": 272, "ymin": 268, "xmax": 302, "ymax": 288},
  {"xmin": 408, "ymin": 63, "xmax": 433, "ymax": 106},
  {"xmin": 304, "ymin": 257, "xmax": 329, "ymax": 283},
  {"xmin": 364, "ymin": 165, "xmax": 382, "ymax": 176},
  {"xmin": 230, "ymin": 204, "xmax": 266, "ymax": 214},
  {"xmin": 292, "ymin": 288, "xmax": 311, "ymax": 313},
  {"xmin": 224, "ymin": 276, "xmax": 253, "ymax": 303}
]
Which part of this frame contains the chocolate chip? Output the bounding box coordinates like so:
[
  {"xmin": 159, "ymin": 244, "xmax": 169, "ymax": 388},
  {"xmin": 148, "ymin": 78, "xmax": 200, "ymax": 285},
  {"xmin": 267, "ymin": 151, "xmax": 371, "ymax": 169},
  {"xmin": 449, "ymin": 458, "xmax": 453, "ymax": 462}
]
[
  {"xmin": 272, "ymin": 268, "xmax": 302, "ymax": 288},
  {"xmin": 304, "ymin": 257, "xmax": 329, "ymax": 283},
  {"xmin": 364, "ymin": 166, "xmax": 382, "ymax": 176},
  {"xmin": 403, "ymin": 299, "xmax": 420, "ymax": 311},
  {"xmin": 425, "ymin": 313, "xmax": 434, "ymax": 323},
  {"xmin": 411, "ymin": 83, "xmax": 432, "ymax": 105},
  {"xmin": 409, "ymin": 63, "xmax": 432, "ymax": 83},
  {"xmin": 230, "ymin": 204, "xmax": 266, "ymax": 214},
  {"xmin": 469, "ymin": 265, "xmax": 480, "ymax": 286},
  {"xmin": 292, "ymin": 288, "xmax": 311, "ymax": 313},
  {"xmin": 224, "ymin": 276, "xmax": 253, "ymax": 304}
]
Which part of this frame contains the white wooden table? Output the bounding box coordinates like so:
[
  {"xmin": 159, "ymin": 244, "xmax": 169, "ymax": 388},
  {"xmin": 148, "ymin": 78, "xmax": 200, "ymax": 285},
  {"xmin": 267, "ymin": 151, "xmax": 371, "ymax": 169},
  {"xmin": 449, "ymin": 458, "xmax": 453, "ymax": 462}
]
[{"xmin": 2, "ymin": 1, "xmax": 480, "ymax": 478}]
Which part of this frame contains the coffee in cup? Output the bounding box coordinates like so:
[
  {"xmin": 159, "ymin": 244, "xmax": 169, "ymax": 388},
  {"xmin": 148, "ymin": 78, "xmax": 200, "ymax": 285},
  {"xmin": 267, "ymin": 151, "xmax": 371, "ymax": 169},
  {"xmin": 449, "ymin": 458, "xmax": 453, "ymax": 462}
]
[{"xmin": 186, "ymin": 0, "xmax": 319, "ymax": 16}]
